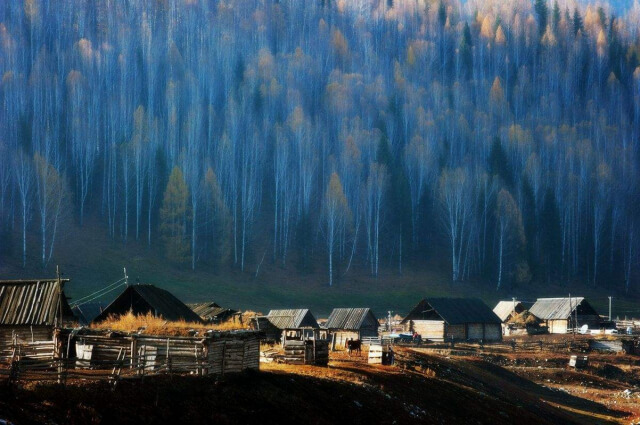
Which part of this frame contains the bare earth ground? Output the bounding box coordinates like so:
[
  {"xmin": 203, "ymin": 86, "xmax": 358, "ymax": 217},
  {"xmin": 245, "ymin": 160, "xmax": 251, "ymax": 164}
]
[{"xmin": 1, "ymin": 340, "xmax": 639, "ymax": 425}]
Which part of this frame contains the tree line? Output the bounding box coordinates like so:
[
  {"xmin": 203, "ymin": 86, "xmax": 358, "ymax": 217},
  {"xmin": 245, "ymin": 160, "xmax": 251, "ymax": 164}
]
[{"xmin": 0, "ymin": 0, "xmax": 638, "ymax": 291}]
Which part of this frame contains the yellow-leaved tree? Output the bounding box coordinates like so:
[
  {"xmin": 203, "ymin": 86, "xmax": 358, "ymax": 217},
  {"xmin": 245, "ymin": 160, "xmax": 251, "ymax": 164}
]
[{"xmin": 160, "ymin": 166, "xmax": 190, "ymax": 265}]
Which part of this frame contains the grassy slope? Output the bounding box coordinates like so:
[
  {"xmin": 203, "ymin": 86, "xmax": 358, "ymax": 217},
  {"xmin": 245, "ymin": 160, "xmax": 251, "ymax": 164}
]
[{"xmin": 1, "ymin": 217, "xmax": 639, "ymax": 318}]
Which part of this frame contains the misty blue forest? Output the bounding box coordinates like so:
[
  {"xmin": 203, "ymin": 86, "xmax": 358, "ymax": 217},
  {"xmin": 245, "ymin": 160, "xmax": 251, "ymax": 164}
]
[{"xmin": 0, "ymin": 0, "xmax": 639, "ymax": 303}]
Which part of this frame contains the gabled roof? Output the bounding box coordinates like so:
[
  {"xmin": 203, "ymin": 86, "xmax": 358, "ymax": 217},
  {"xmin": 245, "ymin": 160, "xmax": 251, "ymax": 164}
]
[
  {"xmin": 0, "ymin": 279, "xmax": 73, "ymax": 326},
  {"xmin": 325, "ymin": 308, "xmax": 378, "ymax": 330},
  {"xmin": 493, "ymin": 300, "xmax": 525, "ymax": 322},
  {"xmin": 188, "ymin": 302, "xmax": 237, "ymax": 320},
  {"xmin": 529, "ymin": 297, "xmax": 597, "ymax": 320},
  {"xmin": 402, "ymin": 298, "xmax": 501, "ymax": 325},
  {"xmin": 94, "ymin": 284, "xmax": 202, "ymax": 323},
  {"xmin": 266, "ymin": 309, "xmax": 318, "ymax": 329}
]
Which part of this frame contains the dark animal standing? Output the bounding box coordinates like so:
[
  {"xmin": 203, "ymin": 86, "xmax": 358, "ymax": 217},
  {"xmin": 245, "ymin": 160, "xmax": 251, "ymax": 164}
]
[{"xmin": 346, "ymin": 339, "xmax": 362, "ymax": 356}]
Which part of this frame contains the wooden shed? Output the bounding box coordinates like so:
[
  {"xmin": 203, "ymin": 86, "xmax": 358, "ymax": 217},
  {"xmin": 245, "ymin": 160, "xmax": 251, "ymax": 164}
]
[
  {"xmin": 401, "ymin": 298, "xmax": 502, "ymax": 342},
  {"xmin": 0, "ymin": 278, "xmax": 74, "ymax": 360},
  {"xmin": 529, "ymin": 297, "xmax": 600, "ymax": 334},
  {"xmin": 251, "ymin": 309, "xmax": 318, "ymax": 342},
  {"xmin": 93, "ymin": 284, "xmax": 202, "ymax": 324},
  {"xmin": 325, "ymin": 308, "xmax": 378, "ymax": 347}
]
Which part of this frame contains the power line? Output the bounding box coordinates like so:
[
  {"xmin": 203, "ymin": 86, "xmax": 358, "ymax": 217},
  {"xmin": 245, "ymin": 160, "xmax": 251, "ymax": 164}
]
[
  {"xmin": 71, "ymin": 282, "xmax": 126, "ymax": 307},
  {"xmin": 70, "ymin": 277, "xmax": 126, "ymax": 306}
]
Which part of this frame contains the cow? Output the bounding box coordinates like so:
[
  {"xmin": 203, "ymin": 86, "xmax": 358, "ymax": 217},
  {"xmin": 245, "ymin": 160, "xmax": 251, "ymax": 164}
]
[{"xmin": 346, "ymin": 339, "xmax": 362, "ymax": 356}]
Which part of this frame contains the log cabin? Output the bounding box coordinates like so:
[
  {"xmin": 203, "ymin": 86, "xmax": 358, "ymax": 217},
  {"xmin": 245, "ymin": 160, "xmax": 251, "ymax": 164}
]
[
  {"xmin": 324, "ymin": 308, "xmax": 378, "ymax": 347},
  {"xmin": 401, "ymin": 298, "xmax": 502, "ymax": 341},
  {"xmin": 529, "ymin": 297, "xmax": 600, "ymax": 334},
  {"xmin": 0, "ymin": 278, "xmax": 74, "ymax": 360}
]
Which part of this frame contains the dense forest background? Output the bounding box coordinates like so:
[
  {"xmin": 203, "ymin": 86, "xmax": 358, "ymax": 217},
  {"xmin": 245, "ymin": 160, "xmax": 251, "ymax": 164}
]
[{"xmin": 0, "ymin": 0, "xmax": 639, "ymax": 294}]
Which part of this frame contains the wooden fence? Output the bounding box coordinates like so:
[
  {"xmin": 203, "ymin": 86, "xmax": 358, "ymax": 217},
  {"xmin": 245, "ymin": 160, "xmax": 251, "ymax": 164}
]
[
  {"xmin": 0, "ymin": 329, "xmax": 262, "ymax": 386},
  {"xmin": 282, "ymin": 339, "xmax": 329, "ymax": 365},
  {"xmin": 401, "ymin": 338, "xmax": 593, "ymax": 354}
]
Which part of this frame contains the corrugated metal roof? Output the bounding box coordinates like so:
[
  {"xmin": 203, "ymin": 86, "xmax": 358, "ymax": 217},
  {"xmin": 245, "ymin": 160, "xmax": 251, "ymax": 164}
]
[
  {"xmin": 94, "ymin": 285, "xmax": 203, "ymax": 323},
  {"xmin": 0, "ymin": 279, "xmax": 72, "ymax": 326},
  {"xmin": 529, "ymin": 297, "xmax": 588, "ymax": 320},
  {"xmin": 266, "ymin": 309, "xmax": 318, "ymax": 329},
  {"xmin": 325, "ymin": 308, "xmax": 377, "ymax": 330},
  {"xmin": 403, "ymin": 298, "xmax": 501, "ymax": 325},
  {"xmin": 493, "ymin": 301, "xmax": 525, "ymax": 322}
]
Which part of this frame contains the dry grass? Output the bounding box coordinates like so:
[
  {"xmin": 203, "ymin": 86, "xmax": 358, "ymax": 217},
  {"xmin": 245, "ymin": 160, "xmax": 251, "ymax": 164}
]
[{"xmin": 91, "ymin": 311, "xmax": 248, "ymax": 336}]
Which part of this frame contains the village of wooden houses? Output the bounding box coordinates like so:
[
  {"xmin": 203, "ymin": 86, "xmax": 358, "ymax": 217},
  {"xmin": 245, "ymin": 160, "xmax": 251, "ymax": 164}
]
[{"xmin": 1, "ymin": 272, "xmax": 640, "ymax": 424}]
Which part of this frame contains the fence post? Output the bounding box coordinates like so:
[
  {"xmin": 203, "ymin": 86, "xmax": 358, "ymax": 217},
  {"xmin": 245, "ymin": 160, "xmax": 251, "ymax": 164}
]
[
  {"xmin": 221, "ymin": 341, "xmax": 227, "ymax": 376},
  {"xmin": 202, "ymin": 338, "xmax": 209, "ymax": 376},
  {"xmin": 166, "ymin": 339, "xmax": 172, "ymax": 376},
  {"xmin": 8, "ymin": 343, "xmax": 18, "ymax": 386},
  {"xmin": 130, "ymin": 336, "xmax": 137, "ymax": 369},
  {"xmin": 195, "ymin": 345, "xmax": 200, "ymax": 376}
]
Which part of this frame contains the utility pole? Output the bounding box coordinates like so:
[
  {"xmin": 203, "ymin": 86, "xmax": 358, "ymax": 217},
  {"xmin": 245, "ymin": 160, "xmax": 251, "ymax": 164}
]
[
  {"xmin": 123, "ymin": 267, "xmax": 129, "ymax": 286},
  {"xmin": 608, "ymin": 296, "xmax": 612, "ymax": 321},
  {"xmin": 56, "ymin": 265, "xmax": 63, "ymax": 328},
  {"xmin": 512, "ymin": 297, "xmax": 516, "ymax": 318},
  {"xmin": 387, "ymin": 311, "xmax": 392, "ymax": 332},
  {"xmin": 569, "ymin": 293, "xmax": 574, "ymax": 336}
]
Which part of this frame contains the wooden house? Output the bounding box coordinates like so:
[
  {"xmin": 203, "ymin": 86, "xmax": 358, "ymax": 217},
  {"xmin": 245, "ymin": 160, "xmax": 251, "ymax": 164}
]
[
  {"xmin": 401, "ymin": 298, "xmax": 502, "ymax": 341},
  {"xmin": 188, "ymin": 302, "xmax": 238, "ymax": 324},
  {"xmin": 325, "ymin": 308, "xmax": 378, "ymax": 347},
  {"xmin": 529, "ymin": 297, "xmax": 600, "ymax": 334},
  {"xmin": 0, "ymin": 278, "xmax": 74, "ymax": 360},
  {"xmin": 251, "ymin": 309, "xmax": 318, "ymax": 342},
  {"xmin": 93, "ymin": 284, "xmax": 202, "ymax": 323}
]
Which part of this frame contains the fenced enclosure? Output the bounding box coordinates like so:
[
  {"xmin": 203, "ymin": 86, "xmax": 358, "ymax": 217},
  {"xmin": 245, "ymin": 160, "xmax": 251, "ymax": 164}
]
[
  {"xmin": 284, "ymin": 328, "xmax": 329, "ymax": 365},
  {"xmin": 0, "ymin": 329, "xmax": 262, "ymax": 385}
]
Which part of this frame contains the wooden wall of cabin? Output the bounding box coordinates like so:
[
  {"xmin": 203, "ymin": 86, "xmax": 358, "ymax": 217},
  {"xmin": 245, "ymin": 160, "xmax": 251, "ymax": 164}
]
[
  {"xmin": 0, "ymin": 326, "xmax": 53, "ymax": 360},
  {"xmin": 331, "ymin": 331, "xmax": 360, "ymax": 347},
  {"xmin": 410, "ymin": 320, "xmax": 445, "ymax": 340},
  {"xmin": 467, "ymin": 323, "xmax": 484, "ymax": 340},
  {"xmin": 445, "ymin": 324, "xmax": 466, "ymax": 340},
  {"xmin": 484, "ymin": 324, "xmax": 502, "ymax": 341},
  {"xmin": 547, "ymin": 319, "xmax": 568, "ymax": 334}
]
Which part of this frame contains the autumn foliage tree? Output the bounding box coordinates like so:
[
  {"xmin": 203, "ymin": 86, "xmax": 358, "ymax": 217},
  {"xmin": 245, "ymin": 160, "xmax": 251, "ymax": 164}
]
[
  {"xmin": 160, "ymin": 167, "xmax": 190, "ymax": 265},
  {"xmin": 495, "ymin": 189, "xmax": 528, "ymax": 289}
]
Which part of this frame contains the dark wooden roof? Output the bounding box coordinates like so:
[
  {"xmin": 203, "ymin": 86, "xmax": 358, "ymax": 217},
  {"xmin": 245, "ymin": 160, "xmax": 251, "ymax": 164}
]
[
  {"xmin": 0, "ymin": 279, "xmax": 72, "ymax": 326},
  {"xmin": 325, "ymin": 308, "xmax": 378, "ymax": 330},
  {"xmin": 93, "ymin": 285, "xmax": 202, "ymax": 323},
  {"xmin": 188, "ymin": 302, "xmax": 238, "ymax": 321},
  {"xmin": 402, "ymin": 298, "xmax": 501, "ymax": 325}
]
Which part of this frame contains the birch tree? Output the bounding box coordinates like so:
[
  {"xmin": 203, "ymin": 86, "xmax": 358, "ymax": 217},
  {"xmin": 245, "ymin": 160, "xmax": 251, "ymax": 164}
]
[{"xmin": 323, "ymin": 172, "xmax": 349, "ymax": 286}]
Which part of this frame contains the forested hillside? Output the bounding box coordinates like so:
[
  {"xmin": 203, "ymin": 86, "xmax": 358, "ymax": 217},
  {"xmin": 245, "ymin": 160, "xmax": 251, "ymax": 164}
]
[{"xmin": 0, "ymin": 0, "xmax": 639, "ymax": 292}]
